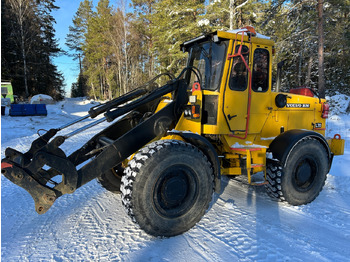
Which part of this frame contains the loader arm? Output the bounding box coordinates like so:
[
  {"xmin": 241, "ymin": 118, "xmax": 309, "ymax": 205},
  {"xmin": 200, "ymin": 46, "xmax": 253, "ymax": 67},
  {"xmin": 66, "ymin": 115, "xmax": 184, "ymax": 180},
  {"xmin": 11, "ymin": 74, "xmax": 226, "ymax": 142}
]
[{"xmin": 1, "ymin": 78, "xmax": 189, "ymax": 214}]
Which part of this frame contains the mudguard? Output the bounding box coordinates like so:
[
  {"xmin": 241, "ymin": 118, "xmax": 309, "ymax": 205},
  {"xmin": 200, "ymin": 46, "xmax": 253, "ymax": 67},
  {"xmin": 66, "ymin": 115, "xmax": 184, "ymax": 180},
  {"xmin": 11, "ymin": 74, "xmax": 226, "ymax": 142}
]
[
  {"xmin": 168, "ymin": 131, "xmax": 221, "ymax": 193},
  {"xmin": 268, "ymin": 129, "xmax": 333, "ymax": 170}
]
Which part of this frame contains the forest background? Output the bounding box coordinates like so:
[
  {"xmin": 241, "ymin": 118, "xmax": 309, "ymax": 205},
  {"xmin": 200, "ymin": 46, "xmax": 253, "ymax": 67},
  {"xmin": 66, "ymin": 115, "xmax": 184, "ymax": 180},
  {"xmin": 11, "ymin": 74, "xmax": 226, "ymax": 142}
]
[{"xmin": 1, "ymin": 0, "xmax": 349, "ymax": 100}]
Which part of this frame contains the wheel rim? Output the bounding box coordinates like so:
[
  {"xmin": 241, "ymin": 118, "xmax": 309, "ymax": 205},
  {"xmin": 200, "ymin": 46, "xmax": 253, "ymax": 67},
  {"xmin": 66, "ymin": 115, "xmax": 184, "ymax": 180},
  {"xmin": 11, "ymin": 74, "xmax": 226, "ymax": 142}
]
[
  {"xmin": 153, "ymin": 164, "xmax": 198, "ymax": 218},
  {"xmin": 293, "ymin": 156, "xmax": 318, "ymax": 191}
]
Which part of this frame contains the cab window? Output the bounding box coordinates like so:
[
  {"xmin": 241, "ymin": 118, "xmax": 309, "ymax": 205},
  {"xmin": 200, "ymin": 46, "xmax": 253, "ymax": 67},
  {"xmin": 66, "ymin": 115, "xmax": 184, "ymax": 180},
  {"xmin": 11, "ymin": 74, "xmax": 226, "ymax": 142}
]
[
  {"xmin": 252, "ymin": 48, "xmax": 269, "ymax": 92},
  {"xmin": 188, "ymin": 40, "xmax": 227, "ymax": 91},
  {"xmin": 229, "ymin": 45, "xmax": 249, "ymax": 91}
]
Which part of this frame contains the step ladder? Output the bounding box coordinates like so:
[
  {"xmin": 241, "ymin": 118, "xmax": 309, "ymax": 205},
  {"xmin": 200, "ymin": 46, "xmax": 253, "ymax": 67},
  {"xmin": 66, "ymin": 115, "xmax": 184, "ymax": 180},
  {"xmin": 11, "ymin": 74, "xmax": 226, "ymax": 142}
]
[{"xmin": 223, "ymin": 147, "xmax": 268, "ymax": 186}]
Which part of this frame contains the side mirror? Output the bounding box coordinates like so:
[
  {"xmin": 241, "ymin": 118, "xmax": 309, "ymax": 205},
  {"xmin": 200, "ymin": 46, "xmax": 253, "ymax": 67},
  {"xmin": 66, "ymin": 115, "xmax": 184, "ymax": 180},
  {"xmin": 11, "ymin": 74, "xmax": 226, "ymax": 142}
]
[{"xmin": 275, "ymin": 94, "xmax": 287, "ymax": 108}]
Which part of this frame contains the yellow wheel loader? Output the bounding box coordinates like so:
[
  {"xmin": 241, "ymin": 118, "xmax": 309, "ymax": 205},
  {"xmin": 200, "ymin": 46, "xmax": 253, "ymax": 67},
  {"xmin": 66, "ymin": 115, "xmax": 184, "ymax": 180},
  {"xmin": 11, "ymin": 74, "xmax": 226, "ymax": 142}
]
[{"xmin": 1, "ymin": 27, "xmax": 345, "ymax": 237}]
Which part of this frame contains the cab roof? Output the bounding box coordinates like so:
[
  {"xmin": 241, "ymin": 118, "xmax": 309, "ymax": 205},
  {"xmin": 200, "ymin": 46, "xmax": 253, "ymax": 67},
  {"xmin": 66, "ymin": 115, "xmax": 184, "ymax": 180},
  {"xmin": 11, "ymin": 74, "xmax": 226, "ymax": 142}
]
[{"xmin": 180, "ymin": 29, "xmax": 275, "ymax": 52}]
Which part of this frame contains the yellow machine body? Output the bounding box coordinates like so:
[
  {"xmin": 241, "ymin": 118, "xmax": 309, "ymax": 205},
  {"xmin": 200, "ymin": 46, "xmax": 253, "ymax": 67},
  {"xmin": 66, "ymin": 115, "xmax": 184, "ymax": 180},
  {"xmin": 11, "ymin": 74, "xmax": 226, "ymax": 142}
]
[
  {"xmin": 159, "ymin": 29, "xmax": 344, "ymax": 184},
  {"xmin": 1, "ymin": 27, "xmax": 346, "ymax": 234}
]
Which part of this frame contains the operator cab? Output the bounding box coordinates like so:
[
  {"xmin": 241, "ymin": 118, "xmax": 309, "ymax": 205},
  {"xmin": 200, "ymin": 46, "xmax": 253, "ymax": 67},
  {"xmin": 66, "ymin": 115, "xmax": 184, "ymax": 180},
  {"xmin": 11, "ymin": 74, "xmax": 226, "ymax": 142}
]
[
  {"xmin": 181, "ymin": 28, "xmax": 271, "ymax": 93},
  {"xmin": 181, "ymin": 28, "xmax": 274, "ymax": 136}
]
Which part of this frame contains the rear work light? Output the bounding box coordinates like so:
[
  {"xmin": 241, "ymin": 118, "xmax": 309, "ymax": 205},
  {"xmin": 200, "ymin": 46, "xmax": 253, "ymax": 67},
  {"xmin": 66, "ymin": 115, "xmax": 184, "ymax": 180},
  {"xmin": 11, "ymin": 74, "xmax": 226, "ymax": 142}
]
[{"xmin": 322, "ymin": 102, "xmax": 329, "ymax": 118}]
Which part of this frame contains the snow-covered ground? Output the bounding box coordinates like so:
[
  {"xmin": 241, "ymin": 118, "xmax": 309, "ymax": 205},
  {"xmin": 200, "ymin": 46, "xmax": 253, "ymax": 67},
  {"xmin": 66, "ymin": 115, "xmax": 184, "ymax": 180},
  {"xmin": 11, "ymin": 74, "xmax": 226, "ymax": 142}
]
[{"xmin": 1, "ymin": 96, "xmax": 350, "ymax": 261}]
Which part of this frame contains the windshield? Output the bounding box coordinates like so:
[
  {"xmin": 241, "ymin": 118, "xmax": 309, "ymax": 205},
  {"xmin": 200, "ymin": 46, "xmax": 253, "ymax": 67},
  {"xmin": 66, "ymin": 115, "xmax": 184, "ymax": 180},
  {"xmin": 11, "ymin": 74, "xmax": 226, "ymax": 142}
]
[{"xmin": 187, "ymin": 40, "xmax": 227, "ymax": 91}]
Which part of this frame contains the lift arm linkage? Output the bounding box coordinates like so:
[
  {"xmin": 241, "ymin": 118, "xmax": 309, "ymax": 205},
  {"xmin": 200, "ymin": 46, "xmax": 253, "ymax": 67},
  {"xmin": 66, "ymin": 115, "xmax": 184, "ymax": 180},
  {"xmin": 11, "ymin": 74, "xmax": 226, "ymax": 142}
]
[{"xmin": 1, "ymin": 78, "xmax": 188, "ymax": 214}]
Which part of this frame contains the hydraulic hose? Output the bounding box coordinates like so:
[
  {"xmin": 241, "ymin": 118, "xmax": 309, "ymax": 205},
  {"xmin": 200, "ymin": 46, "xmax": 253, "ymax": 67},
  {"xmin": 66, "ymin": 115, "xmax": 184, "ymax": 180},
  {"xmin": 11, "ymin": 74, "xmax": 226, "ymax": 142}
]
[{"xmin": 88, "ymin": 72, "xmax": 175, "ymax": 118}]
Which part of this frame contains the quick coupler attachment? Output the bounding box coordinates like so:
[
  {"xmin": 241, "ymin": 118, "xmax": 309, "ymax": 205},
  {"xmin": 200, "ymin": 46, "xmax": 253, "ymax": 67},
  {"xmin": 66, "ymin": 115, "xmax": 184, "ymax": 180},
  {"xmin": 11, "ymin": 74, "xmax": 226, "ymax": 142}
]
[
  {"xmin": 1, "ymin": 138, "xmax": 79, "ymax": 214},
  {"xmin": 1, "ymin": 160, "xmax": 58, "ymax": 214}
]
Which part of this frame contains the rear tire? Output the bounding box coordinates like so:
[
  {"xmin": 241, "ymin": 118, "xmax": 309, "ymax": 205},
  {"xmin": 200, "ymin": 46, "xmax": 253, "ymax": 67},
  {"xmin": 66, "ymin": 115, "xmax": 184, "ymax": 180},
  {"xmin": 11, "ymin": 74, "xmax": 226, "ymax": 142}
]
[
  {"xmin": 121, "ymin": 140, "xmax": 214, "ymax": 237},
  {"xmin": 265, "ymin": 138, "xmax": 329, "ymax": 205}
]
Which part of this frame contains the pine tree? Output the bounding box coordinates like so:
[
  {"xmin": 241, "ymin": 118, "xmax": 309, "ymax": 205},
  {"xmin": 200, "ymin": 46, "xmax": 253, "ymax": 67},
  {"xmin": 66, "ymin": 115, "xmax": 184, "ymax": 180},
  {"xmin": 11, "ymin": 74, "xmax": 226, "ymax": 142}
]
[
  {"xmin": 66, "ymin": 0, "xmax": 93, "ymax": 97},
  {"xmin": 83, "ymin": 0, "xmax": 114, "ymax": 99},
  {"xmin": 151, "ymin": 0, "xmax": 206, "ymax": 73},
  {"xmin": 205, "ymin": 0, "xmax": 263, "ymax": 31},
  {"xmin": 34, "ymin": 0, "xmax": 65, "ymax": 99},
  {"xmin": 322, "ymin": 0, "xmax": 350, "ymax": 93},
  {"xmin": 1, "ymin": 0, "xmax": 65, "ymax": 99},
  {"xmin": 66, "ymin": 0, "xmax": 93, "ymax": 56},
  {"xmin": 131, "ymin": 0, "xmax": 157, "ymax": 78},
  {"xmin": 261, "ymin": 0, "xmax": 350, "ymax": 95},
  {"xmin": 64, "ymin": 0, "xmax": 350, "ymax": 100}
]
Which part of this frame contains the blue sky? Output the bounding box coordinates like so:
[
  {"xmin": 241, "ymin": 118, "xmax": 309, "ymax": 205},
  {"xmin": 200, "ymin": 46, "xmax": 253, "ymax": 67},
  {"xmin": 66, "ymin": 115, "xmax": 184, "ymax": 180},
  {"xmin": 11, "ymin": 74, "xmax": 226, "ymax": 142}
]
[
  {"xmin": 52, "ymin": 0, "xmax": 133, "ymax": 97},
  {"xmin": 52, "ymin": 0, "xmax": 102, "ymax": 97},
  {"xmin": 52, "ymin": 1, "xmax": 82, "ymax": 97}
]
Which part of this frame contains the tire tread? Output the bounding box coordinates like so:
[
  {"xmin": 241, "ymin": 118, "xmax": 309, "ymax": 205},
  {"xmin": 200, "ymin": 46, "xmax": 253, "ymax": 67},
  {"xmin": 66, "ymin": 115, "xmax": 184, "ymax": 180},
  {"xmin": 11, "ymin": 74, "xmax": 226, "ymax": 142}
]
[{"xmin": 120, "ymin": 139, "xmax": 214, "ymax": 235}]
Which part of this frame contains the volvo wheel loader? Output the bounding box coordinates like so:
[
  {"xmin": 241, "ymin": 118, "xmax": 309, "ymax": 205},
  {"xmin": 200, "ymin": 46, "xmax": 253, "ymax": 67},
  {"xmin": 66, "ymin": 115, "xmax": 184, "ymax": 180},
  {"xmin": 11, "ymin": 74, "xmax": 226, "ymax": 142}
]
[{"xmin": 1, "ymin": 27, "xmax": 345, "ymax": 237}]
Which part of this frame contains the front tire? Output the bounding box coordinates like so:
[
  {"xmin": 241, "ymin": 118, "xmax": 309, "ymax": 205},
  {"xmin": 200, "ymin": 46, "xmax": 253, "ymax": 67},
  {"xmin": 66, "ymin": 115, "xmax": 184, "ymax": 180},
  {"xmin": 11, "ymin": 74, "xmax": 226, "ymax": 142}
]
[
  {"xmin": 97, "ymin": 165, "xmax": 123, "ymax": 194},
  {"xmin": 265, "ymin": 138, "xmax": 329, "ymax": 205},
  {"xmin": 121, "ymin": 140, "xmax": 214, "ymax": 237}
]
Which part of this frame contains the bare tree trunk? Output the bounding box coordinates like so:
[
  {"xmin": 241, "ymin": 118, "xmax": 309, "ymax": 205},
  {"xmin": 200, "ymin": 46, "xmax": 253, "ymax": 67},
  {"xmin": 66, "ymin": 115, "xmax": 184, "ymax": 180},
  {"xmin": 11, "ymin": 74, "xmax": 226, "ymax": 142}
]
[
  {"xmin": 9, "ymin": 0, "xmax": 30, "ymax": 97},
  {"xmin": 229, "ymin": 0, "xmax": 235, "ymax": 30},
  {"xmin": 20, "ymin": 23, "xmax": 29, "ymax": 97},
  {"xmin": 105, "ymin": 74, "xmax": 112, "ymax": 100},
  {"xmin": 149, "ymin": 40, "xmax": 154, "ymax": 78},
  {"xmin": 148, "ymin": 2, "xmax": 154, "ymax": 78},
  {"xmin": 91, "ymin": 82, "xmax": 97, "ymax": 100},
  {"xmin": 123, "ymin": 25, "xmax": 128, "ymax": 94},
  {"xmin": 118, "ymin": 62, "xmax": 123, "ymax": 96},
  {"xmin": 100, "ymin": 75, "xmax": 104, "ymax": 99},
  {"xmin": 298, "ymin": 50, "xmax": 303, "ymax": 86},
  {"xmin": 305, "ymin": 56, "xmax": 313, "ymax": 87},
  {"xmin": 229, "ymin": 0, "xmax": 249, "ymax": 29},
  {"xmin": 317, "ymin": 0, "xmax": 326, "ymax": 98},
  {"xmin": 104, "ymin": 57, "xmax": 112, "ymax": 100}
]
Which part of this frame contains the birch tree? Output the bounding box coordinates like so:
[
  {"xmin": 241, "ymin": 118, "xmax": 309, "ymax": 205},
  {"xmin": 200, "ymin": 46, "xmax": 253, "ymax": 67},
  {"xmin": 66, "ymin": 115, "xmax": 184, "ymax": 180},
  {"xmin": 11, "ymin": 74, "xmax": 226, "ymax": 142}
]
[{"xmin": 7, "ymin": 0, "xmax": 34, "ymax": 97}]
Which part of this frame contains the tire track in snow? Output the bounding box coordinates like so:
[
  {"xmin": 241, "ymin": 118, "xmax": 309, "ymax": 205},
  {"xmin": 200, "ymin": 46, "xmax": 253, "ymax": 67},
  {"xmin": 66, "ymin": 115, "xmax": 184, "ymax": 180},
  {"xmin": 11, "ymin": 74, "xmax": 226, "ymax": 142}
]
[
  {"xmin": 2, "ymin": 180, "xmax": 153, "ymax": 261},
  {"xmin": 212, "ymin": 177, "xmax": 350, "ymax": 261},
  {"xmin": 48, "ymin": 183, "xmax": 151, "ymax": 261},
  {"xmin": 2, "ymin": 174, "xmax": 349, "ymax": 261}
]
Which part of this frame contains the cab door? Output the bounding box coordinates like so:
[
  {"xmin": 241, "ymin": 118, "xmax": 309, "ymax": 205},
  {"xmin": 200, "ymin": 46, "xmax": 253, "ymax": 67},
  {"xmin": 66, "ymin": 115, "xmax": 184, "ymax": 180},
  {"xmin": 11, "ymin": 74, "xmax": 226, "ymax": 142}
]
[
  {"xmin": 223, "ymin": 43, "xmax": 272, "ymax": 136},
  {"xmin": 249, "ymin": 46, "xmax": 272, "ymax": 134},
  {"xmin": 223, "ymin": 44, "xmax": 251, "ymax": 133}
]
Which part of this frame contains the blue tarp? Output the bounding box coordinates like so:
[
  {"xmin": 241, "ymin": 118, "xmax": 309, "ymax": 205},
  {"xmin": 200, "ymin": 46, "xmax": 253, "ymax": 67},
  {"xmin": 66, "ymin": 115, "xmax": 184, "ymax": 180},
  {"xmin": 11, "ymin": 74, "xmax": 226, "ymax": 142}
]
[{"xmin": 9, "ymin": 104, "xmax": 47, "ymax": 116}]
